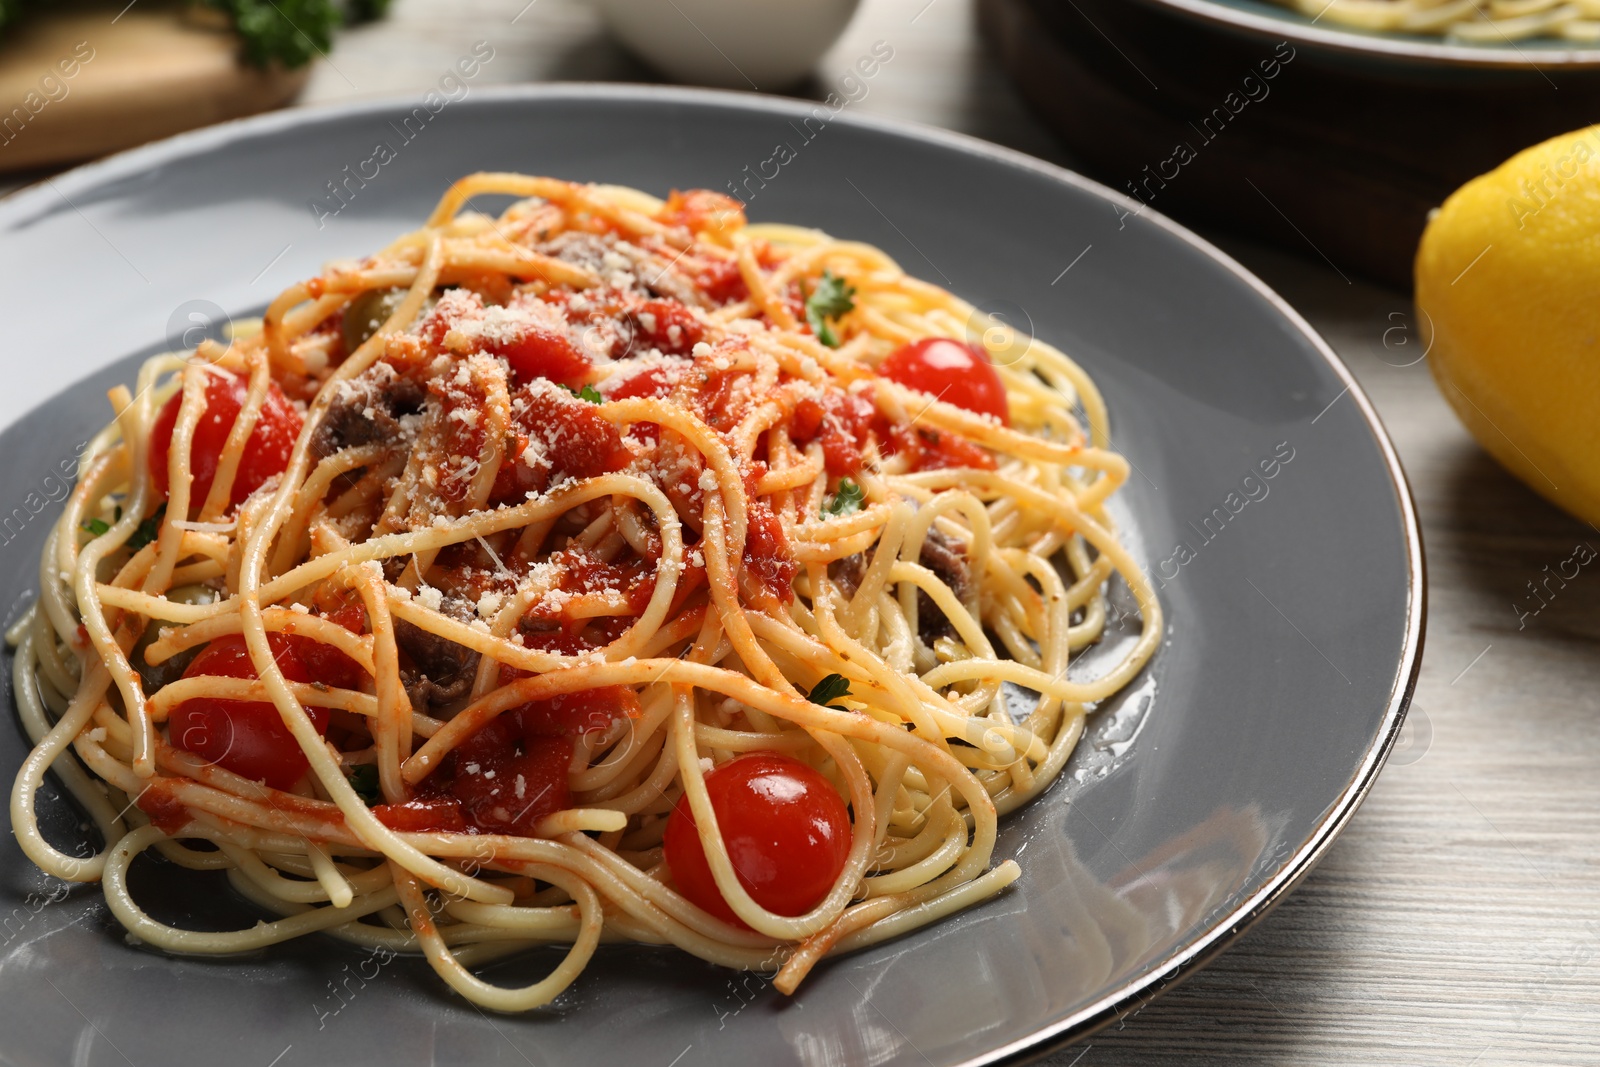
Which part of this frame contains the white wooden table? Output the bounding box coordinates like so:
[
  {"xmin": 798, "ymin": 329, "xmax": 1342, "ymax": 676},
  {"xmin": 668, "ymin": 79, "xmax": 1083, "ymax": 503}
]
[
  {"xmin": 304, "ymin": 1, "xmax": 1600, "ymax": 1062},
  {"xmin": 34, "ymin": 0, "xmax": 1600, "ymax": 1061}
]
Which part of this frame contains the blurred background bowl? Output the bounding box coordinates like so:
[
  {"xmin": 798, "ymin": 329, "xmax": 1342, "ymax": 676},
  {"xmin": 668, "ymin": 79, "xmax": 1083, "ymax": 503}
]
[
  {"xmin": 980, "ymin": 0, "xmax": 1600, "ymax": 288},
  {"xmin": 590, "ymin": 0, "xmax": 862, "ymax": 89}
]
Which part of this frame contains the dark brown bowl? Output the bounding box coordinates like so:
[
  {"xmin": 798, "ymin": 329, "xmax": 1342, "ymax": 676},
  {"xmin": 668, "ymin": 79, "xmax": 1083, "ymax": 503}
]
[{"xmin": 980, "ymin": 0, "xmax": 1600, "ymax": 289}]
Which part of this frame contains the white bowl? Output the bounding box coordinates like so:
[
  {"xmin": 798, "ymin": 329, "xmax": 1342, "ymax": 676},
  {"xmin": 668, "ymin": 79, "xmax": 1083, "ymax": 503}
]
[{"xmin": 591, "ymin": 0, "xmax": 862, "ymax": 89}]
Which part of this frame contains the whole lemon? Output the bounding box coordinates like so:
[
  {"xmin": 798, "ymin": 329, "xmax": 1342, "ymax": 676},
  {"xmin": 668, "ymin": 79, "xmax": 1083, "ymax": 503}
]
[{"xmin": 1416, "ymin": 125, "xmax": 1600, "ymax": 527}]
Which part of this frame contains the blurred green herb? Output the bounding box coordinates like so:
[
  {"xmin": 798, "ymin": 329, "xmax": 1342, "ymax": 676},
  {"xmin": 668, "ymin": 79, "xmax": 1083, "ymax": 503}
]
[
  {"xmin": 347, "ymin": 764, "xmax": 381, "ymax": 805},
  {"xmin": 803, "ymin": 271, "xmax": 855, "ymax": 348},
  {"xmin": 563, "ymin": 383, "xmax": 605, "ymax": 404},
  {"xmin": 823, "ymin": 479, "xmax": 864, "ymax": 518},
  {"xmin": 127, "ymin": 504, "xmax": 166, "ymax": 551}
]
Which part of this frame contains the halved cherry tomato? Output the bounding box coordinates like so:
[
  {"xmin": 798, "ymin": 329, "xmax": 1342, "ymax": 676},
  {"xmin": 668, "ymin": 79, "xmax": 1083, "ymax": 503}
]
[
  {"xmin": 630, "ymin": 299, "xmax": 703, "ymax": 356},
  {"xmin": 903, "ymin": 426, "xmax": 998, "ymax": 473},
  {"xmin": 450, "ymin": 737, "xmax": 573, "ymax": 835},
  {"xmin": 516, "ymin": 684, "xmax": 643, "ymax": 738},
  {"xmin": 607, "ymin": 364, "xmax": 676, "ymax": 401},
  {"xmin": 496, "ymin": 329, "xmax": 590, "ymax": 387},
  {"xmin": 419, "ymin": 288, "xmax": 591, "ymax": 386},
  {"xmin": 663, "ymin": 753, "xmax": 852, "ymax": 927},
  {"xmin": 790, "ymin": 389, "xmax": 874, "ymax": 475},
  {"xmin": 149, "ymin": 369, "xmax": 302, "ymax": 511},
  {"xmin": 168, "ymin": 634, "xmax": 328, "ymax": 790},
  {"xmin": 743, "ymin": 494, "xmax": 797, "ymax": 601},
  {"xmin": 422, "ymin": 711, "xmax": 574, "ymax": 835},
  {"xmin": 493, "ymin": 385, "xmax": 631, "ymax": 503},
  {"xmin": 297, "ymin": 590, "xmax": 368, "ymax": 691},
  {"xmin": 879, "ymin": 338, "xmax": 1009, "ymax": 426},
  {"xmin": 693, "ymin": 257, "xmax": 748, "ymax": 306}
]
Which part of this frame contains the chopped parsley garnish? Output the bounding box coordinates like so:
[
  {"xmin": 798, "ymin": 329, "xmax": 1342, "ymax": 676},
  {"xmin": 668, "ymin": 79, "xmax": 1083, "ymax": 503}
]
[
  {"xmin": 80, "ymin": 503, "xmax": 163, "ymax": 548},
  {"xmin": 82, "ymin": 504, "xmax": 123, "ymax": 539},
  {"xmin": 564, "ymin": 383, "xmax": 605, "ymax": 404},
  {"xmin": 803, "ymin": 270, "xmax": 856, "ymax": 348},
  {"xmin": 807, "ymin": 673, "xmax": 852, "ymax": 710},
  {"xmin": 823, "ymin": 479, "xmax": 864, "ymax": 518},
  {"xmin": 347, "ymin": 764, "xmax": 382, "ymax": 805},
  {"xmin": 127, "ymin": 504, "xmax": 167, "ymax": 551},
  {"xmin": 207, "ymin": 0, "xmax": 392, "ymax": 68}
]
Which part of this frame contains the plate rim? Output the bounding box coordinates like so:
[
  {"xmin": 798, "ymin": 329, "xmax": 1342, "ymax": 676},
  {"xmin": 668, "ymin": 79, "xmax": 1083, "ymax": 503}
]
[
  {"xmin": 0, "ymin": 83, "xmax": 1427, "ymax": 1066},
  {"xmin": 1123, "ymin": 0, "xmax": 1600, "ymax": 68}
]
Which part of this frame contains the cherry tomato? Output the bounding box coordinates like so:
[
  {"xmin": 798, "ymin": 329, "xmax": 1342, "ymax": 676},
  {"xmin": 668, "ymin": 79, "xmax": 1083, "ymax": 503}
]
[
  {"xmin": 607, "ymin": 364, "xmax": 675, "ymax": 401},
  {"xmin": 168, "ymin": 634, "xmax": 328, "ymax": 790},
  {"xmin": 790, "ymin": 389, "xmax": 874, "ymax": 475},
  {"xmin": 743, "ymin": 496, "xmax": 797, "ymax": 602},
  {"xmin": 449, "ymin": 732, "xmax": 573, "ymax": 836},
  {"xmin": 419, "ymin": 289, "xmax": 591, "ymax": 386},
  {"xmin": 692, "ymin": 257, "xmax": 748, "ymax": 306},
  {"xmin": 493, "ymin": 386, "xmax": 631, "ymax": 502},
  {"xmin": 663, "ymin": 753, "xmax": 852, "ymax": 926},
  {"xmin": 515, "ymin": 685, "xmax": 642, "ymax": 738},
  {"xmin": 904, "ymin": 426, "xmax": 998, "ymax": 473},
  {"xmin": 296, "ymin": 590, "xmax": 368, "ymax": 691},
  {"xmin": 630, "ymin": 299, "xmax": 704, "ymax": 356},
  {"xmin": 878, "ymin": 338, "xmax": 1009, "ymax": 426},
  {"xmin": 496, "ymin": 330, "xmax": 590, "ymax": 387},
  {"xmin": 149, "ymin": 370, "xmax": 302, "ymax": 511}
]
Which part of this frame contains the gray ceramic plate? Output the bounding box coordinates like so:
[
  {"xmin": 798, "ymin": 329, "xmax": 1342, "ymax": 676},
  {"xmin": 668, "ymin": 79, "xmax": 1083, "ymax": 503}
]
[{"xmin": 0, "ymin": 86, "xmax": 1422, "ymax": 1067}]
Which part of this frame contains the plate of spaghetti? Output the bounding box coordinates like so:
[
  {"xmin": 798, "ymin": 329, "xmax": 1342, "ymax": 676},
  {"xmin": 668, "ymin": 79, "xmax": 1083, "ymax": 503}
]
[
  {"xmin": 0, "ymin": 87, "xmax": 1421, "ymax": 1067},
  {"xmin": 1126, "ymin": 0, "xmax": 1600, "ymax": 58}
]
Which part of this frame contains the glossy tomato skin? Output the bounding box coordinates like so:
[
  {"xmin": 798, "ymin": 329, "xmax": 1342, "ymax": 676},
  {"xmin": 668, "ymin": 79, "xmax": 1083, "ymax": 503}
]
[
  {"xmin": 450, "ymin": 737, "xmax": 573, "ymax": 836},
  {"xmin": 149, "ymin": 370, "xmax": 303, "ymax": 511},
  {"xmin": 790, "ymin": 389, "xmax": 874, "ymax": 475},
  {"xmin": 663, "ymin": 753, "xmax": 852, "ymax": 927},
  {"xmin": 515, "ymin": 685, "xmax": 642, "ymax": 739},
  {"xmin": 879, "ymin": 338, "xmax": 1010, "ymax": 426},
  {"xmin": 373, "ymin": 796, "xmax": 469, "ymax": 834},
  {"xmin": 168, "ymin": 634, "xmax": 329, "ymax": 790}
]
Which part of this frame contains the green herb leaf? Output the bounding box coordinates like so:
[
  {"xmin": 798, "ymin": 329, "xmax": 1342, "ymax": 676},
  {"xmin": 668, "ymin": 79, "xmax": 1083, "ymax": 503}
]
[
  {"xmin": 564, "ymin": 383, "xmax": 605, "ymax": 404},
  {"xmin": 206, "ymin": 0, "xmax": 338, "ymax": 69},
  {"xmin": 807, "ymin": 673, "xmax": 852, "ymax": 710},
  {"xmin": 347, "ymin": 764, "xmax": 382, "ymax": 806},
  {"xmin": 823, "ymin": 479, "xmax": 865, "ymax": 518},
  {"xmin": 79, "ymin": 504, "xmax": 123, "ymax": 540},
  {"xmin": 127, "ymin": 504, "xmax": 167, "ymax": 551},
  {"xmin": 804, "ymin": 271, "xmax": 855, "ymax": 348}
]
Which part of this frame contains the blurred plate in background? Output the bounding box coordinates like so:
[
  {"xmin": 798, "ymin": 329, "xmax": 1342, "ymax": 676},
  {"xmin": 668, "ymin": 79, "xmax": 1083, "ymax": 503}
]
[{"xmin": 980, "ymin": 0, "xmax": 1600, "ymax": 288}]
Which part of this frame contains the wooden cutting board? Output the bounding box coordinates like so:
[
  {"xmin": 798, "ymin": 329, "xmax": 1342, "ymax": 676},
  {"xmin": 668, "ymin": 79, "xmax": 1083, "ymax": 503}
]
[{"xmin": 0, "ymin": 5, "xmax": 307, "ymax": 173}]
